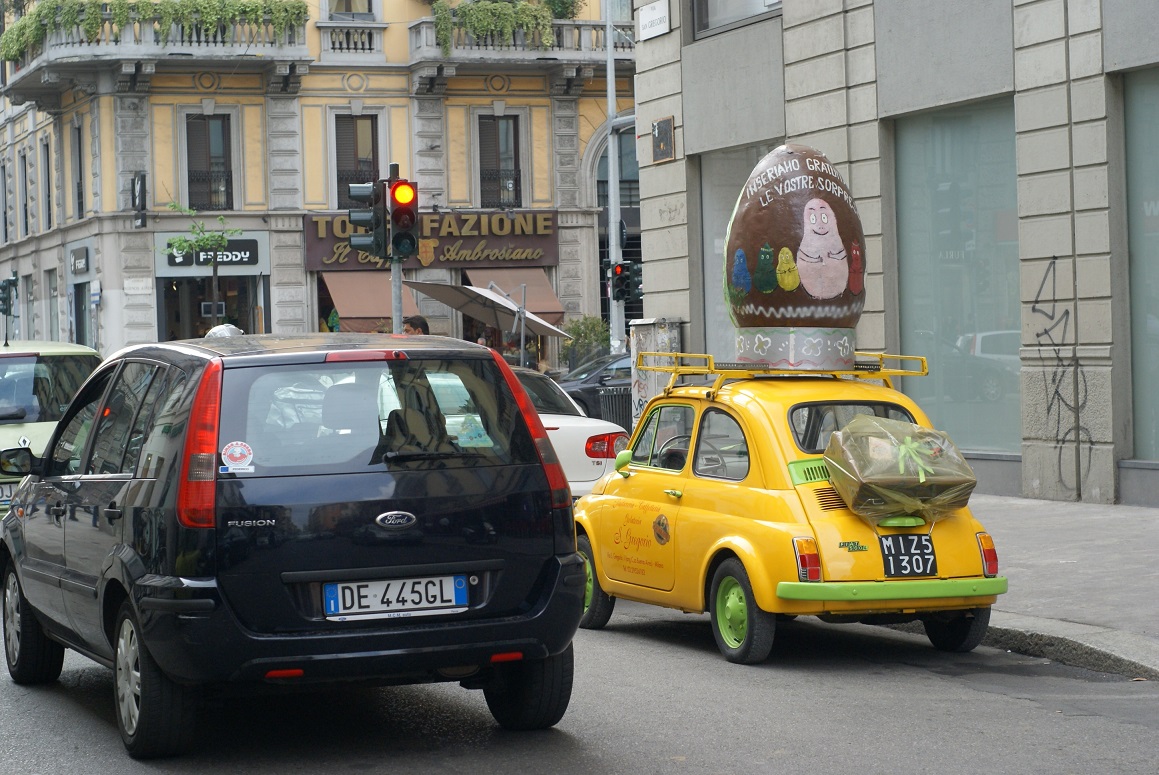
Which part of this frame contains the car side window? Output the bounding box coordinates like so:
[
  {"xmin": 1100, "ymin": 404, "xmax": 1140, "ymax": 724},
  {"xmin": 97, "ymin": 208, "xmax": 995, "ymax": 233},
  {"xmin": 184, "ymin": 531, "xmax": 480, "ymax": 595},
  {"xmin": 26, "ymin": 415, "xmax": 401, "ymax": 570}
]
[
  {"xmin": 121, "ymin": 366, "xmax": 171, "ymax": 475},
  {"xmin": 46, "ymin": 371, "xmax": 114, "ymax": 478},
  {"xmin": 694, "ymin": 410, "xmax": 750, "ymax": 480},
  {"xmin": 138, "ymin": 373, "xmax": 189, "ymax": 479},
  {"xmin": 631, "ymin": 404, "xmax": 694, "ymax": 469},
  {"xmin": 87, "ymin": 362, "xmax": 160, "ymax": 475}
]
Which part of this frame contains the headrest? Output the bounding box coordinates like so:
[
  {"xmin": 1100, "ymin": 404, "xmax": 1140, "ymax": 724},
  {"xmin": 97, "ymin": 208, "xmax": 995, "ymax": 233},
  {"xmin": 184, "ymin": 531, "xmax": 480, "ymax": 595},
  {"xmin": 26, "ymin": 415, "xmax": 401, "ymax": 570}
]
[{"xmin": 321, "ymin": 382, "xmax": 378, "ymax": 433}]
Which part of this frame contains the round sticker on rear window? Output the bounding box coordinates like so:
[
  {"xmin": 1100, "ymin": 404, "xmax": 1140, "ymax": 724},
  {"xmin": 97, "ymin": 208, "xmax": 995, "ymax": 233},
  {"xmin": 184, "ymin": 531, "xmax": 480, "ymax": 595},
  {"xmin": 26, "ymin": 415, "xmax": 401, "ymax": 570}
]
[{"xmin": 220, "ymin": 441, "xmax": 255, "ymax": 473}]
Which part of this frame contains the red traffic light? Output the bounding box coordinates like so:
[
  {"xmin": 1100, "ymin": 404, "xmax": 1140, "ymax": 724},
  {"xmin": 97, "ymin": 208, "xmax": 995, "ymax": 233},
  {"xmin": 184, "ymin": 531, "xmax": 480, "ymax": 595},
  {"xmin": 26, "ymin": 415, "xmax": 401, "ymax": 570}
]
[
  {"xmin": 391, "ymin": 181, "xmax": 416, "ymax": 206},
  {"xmin": 611, "ymin": 264, "xmax": 626, "ymax": 277},
  {"xmin": 390, "ymin": 181, "xmax": 417, "ymax": 230}
]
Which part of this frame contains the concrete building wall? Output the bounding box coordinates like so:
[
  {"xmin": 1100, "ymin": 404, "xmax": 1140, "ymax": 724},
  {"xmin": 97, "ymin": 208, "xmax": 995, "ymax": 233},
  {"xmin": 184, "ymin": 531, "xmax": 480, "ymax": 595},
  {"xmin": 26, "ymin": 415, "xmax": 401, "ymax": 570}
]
[{"xmin": 632, "ymin": 0, "xmax": 1158, "ymax": 504}]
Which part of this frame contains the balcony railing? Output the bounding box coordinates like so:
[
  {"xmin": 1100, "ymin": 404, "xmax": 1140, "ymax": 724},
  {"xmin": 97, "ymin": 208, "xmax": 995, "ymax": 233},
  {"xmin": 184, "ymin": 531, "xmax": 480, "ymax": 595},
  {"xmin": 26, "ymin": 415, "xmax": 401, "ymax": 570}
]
[
  {"xmin": 481, "ymin": 168, "xmax": 522, "ymax": 209},
  {"xmin": 316, "ymin": 20, "xmax": 388, "ymax": 61},
  {"xmin": 5, "ymin": 8, "xmax": 309, "ymax": 78},
  {"xmin": 189, "ymin": 171, "xmax": 234, "ymax": 212},
  {"xmin": 409, "ymin": 18, "xmax": 634, "ymax": 65}
]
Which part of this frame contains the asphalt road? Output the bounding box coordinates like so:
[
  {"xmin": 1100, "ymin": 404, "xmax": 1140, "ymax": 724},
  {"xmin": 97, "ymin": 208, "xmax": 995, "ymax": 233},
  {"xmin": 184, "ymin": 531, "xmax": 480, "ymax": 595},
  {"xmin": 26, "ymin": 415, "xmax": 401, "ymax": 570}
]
[{"xmin": 3, "ymin": 601, "xmax": 1157, "ymax": 774}]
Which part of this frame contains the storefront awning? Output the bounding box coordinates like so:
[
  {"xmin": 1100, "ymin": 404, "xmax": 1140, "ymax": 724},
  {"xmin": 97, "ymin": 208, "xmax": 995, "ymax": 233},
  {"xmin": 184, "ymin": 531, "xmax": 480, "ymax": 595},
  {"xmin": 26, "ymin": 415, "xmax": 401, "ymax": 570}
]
[
  {"xmin": 321, "ymin": 272, "xmax": 419, "ymax": 333},
  {"xmin": 464, "ymin": 267, "xmax": 565, "ymax": 325}
]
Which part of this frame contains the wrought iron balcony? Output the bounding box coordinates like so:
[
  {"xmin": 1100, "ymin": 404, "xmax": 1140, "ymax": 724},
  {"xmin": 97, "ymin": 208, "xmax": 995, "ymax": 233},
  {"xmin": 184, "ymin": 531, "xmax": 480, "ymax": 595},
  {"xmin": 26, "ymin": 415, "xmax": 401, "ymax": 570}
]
[
  {"xmin": 2, "ymin": 6, "xmax": 311, "ymax": 112},
  {"xmin": 480, "ymin": 168, "xmax": 522, "ymax": 209},
  {"xmin": 188, "ymin": 171, "xmax": 234, "ymax": 212},
  {"xmin": 336, "ymin": 168, "xmax": 379, "ymax": 209}
]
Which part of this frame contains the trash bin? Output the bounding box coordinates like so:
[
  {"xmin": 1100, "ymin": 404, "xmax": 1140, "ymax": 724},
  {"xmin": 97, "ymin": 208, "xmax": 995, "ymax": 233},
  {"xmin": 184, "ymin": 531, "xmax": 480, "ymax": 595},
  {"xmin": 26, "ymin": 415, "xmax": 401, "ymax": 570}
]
[{"xmin": 598, "ymin": 386, "xmax": 633, "ymax": 432}]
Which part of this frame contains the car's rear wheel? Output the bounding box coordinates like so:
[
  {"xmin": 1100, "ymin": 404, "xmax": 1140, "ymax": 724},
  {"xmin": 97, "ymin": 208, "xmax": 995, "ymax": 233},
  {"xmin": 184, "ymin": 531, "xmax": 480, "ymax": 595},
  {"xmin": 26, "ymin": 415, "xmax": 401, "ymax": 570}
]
[
  {"xmin": 923, "ymin": 607, "xmax": 991, "ymax": 652},
  {"xmin": 114, "ymin": 602, "xmax": 197, "ymax": 759},
  {"xmin": 577, "ymin": 534, "xmax": 615, "ymax": 629},
  {"xmin": 484, "ymin": 642, "xmax": 574, "ymax": 730},
  {"xmin": 3, "ymin": 566, "xmax": 64, "ymax": 684},
  {"xmin": 979, "ymin": 373, "xmax": 1004, "ymax": 402},
  {"xmin": 709, "ymin": 559, "xmax": 775, "ymax": 664}
]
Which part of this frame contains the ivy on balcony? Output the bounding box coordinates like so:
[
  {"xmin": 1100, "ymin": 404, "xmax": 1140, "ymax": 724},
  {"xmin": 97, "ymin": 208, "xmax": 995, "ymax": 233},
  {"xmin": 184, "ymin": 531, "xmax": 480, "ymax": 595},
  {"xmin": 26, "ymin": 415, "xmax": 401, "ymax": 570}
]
[
  {"xmin": 0, "ymin": 0, "xmax": 310, "ymax": 61},
  {"xmin": 431, "ymin": 0, "xmax": 557, "ymax": 57}
]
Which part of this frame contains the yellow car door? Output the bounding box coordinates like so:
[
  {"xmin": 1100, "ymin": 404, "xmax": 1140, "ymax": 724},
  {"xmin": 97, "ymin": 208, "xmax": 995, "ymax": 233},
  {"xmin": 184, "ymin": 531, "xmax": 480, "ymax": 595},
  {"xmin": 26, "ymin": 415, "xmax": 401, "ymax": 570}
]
[{"xmin": 592, "ymin": 403, "xmax": 695, "ymax": 593}]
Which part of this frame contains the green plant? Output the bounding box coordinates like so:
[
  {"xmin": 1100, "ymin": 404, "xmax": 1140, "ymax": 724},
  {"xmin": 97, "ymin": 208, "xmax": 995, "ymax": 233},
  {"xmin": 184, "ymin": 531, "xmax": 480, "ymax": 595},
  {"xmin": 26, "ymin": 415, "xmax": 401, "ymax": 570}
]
[
  {"xmin": 559, "ymin": 315, "xmax": 610, "ymax": 366},
  {"xmin": 433, "ymin": 0, "xmax": 555, "ymax": 54},
  {"xmin": 0, "ymin": 0, "xmax": 310, "ymax": 60},
  {"xmin": 544, "ymin": 0, "xmax": 583, "ymax": 20},
  {"xmin": 164, "ymin": 203, "xmax": 242, "ymax": 326},
  {"xmin": 432, "ymin": 0, "xmax": 453, "ymax": 56}
]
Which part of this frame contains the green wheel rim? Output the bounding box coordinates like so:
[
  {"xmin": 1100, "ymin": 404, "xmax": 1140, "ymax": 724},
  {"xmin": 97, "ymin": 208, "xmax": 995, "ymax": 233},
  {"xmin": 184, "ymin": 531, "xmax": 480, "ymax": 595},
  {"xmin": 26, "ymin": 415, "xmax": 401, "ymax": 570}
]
[
  {"xmin": 582, "ymin": 554, "xmax": 594, "ymax": 613},
  {"xmin": 715, "ymin": 575, "xmax": 748, "ymax": 649}
]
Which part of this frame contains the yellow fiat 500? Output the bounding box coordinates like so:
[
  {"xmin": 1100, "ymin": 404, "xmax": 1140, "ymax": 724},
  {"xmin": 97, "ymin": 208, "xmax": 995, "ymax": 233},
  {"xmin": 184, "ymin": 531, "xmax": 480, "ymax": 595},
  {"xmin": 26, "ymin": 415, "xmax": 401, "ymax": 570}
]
[{"xmin": 573, "ymin": 353, "xmax": 1008, "ymax": 664}]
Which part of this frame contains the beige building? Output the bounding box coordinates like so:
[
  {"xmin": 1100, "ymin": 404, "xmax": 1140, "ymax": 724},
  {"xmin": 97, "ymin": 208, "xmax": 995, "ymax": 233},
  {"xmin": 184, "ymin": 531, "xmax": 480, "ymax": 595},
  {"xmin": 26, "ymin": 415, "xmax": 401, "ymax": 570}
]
[
  {"xmin": 0, "ymin": 0, "xmax": 636, "ymax": 359},
  {"xmin": 631, "ymin": 0, "xmax": 1159, "ymax": 505}
]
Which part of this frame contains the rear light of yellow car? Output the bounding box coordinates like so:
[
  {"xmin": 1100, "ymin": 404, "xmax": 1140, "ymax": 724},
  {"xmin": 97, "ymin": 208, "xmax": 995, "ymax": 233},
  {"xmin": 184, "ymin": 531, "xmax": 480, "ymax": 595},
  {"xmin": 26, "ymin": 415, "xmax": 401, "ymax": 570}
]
[
  {"xmin": 977, "ymin": 532, "xmax": 999, "ymax": 577},
  {"xmin": 793, "ymin": 536, "xmax": 821, "ymax": 582},
  {"xmin": 585, "ymin": 432, "xmax": 630, "ymax": 459}
]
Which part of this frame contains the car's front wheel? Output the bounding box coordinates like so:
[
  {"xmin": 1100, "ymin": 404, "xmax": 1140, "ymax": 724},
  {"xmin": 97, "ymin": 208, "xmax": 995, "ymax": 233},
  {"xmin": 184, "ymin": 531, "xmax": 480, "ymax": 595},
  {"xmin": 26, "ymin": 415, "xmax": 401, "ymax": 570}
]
[
  {"xmin": 3, "ymin": 565, "xmax": 64, "ymax": 684},
  {"xmin": 709, "ymin": 559, "xmax": 776, "ymax": 664},
  {"xmin": 484, "ymin": 642, "xmax": 574, "ymax": 730},
  {"xmin": 577, "ymin": 534, "xmax": 615, "ymax": 629},
  {"xmin": 114, "ymin": 602, "xmax": 197, "ymax": 759},
  {"xmin": 923, "ymin": 607, "xmax": 991, "ymax": 652}
]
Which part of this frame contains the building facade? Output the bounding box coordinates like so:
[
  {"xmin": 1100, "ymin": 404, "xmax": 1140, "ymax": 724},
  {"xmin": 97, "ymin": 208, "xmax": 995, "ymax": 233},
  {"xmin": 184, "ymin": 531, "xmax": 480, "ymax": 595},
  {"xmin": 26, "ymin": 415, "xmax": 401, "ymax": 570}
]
[
  {"xmin": 631, "ymin": 0, "xmax": 1159, "ymax": 505},
  {"xmin": 0, "ymin": 0, "xmax": 636, "ymax": 362}
]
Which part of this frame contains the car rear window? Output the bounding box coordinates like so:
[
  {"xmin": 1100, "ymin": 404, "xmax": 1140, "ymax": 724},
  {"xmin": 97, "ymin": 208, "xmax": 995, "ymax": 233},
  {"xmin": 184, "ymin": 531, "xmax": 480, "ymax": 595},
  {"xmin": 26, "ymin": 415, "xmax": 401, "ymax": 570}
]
[
  {"xmin": 217, "ymin": 356, "xmax": 539, "ymax": 474},
  {"xmin": 789, "ymin": 401, "xmax": 915, "ymax": 455},
  {"xmin": 516, "ymin": 371, "xmax": 581, "ymax": 416},
  {"xmin": 0, "ymin": 354, "xmax": 102, "ymax": 424}
]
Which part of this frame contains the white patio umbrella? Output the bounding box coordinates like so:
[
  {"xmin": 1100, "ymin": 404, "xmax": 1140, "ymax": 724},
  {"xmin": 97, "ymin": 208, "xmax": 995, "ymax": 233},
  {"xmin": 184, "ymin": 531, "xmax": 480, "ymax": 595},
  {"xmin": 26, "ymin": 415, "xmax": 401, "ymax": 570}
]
[{"xmin": 404, "ymin": 280, "xmax": 572, "ymax": 340}]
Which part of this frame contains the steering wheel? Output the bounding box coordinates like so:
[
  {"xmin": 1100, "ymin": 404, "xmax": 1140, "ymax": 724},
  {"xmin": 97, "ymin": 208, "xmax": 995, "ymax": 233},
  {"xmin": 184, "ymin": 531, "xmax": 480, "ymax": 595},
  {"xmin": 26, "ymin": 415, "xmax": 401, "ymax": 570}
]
[
  {"xmin": 656, "ymin": 434, "xmax": 692, "ymax": 470},
  {"xmin": 693, "ymin": 439, "xmax": 729, "ymax": 478}
]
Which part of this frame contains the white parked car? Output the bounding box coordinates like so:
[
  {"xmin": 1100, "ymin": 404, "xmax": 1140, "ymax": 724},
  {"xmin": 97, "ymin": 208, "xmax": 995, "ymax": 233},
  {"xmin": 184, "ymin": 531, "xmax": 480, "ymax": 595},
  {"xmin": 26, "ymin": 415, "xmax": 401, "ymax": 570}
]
[{"xmin": 512, "ymin": 367, "xmax": 629, "ymax": 499}]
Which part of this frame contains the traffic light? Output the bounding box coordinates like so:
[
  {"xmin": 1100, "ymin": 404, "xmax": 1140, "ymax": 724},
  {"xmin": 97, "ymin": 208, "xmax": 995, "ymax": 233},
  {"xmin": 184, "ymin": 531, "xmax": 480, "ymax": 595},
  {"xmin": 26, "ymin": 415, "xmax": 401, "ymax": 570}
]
[
  {"xmin": 0, "ymin": 275, "xmax": 15, "ymax": 317},
  {"xmin": 609, "ymin": 262, "xmax": 630, "ymax": 301},
  {"xmin": 389, "ymin": 179, "xmax": 419, "ymax": 260},
  {"xmin": 348, "ymin": 180, "xmax": 388, "ymax": 259},
  {"xmin": 628, "ymin": 261, "xmax": 643, "ymax": 301}
]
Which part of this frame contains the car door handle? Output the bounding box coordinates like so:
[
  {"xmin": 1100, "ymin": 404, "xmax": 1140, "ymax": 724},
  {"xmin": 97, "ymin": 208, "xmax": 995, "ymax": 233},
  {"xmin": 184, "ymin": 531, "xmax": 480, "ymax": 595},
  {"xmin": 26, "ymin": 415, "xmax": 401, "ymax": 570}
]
[
  {"xmin": 49, "ymin": 504, "xmax": 66, "ymax": 517},
  {"xmin": 663, "ymin": 489, "xmax": 682, "ymax": 498},
  {"xmin": 104, "ymin": 505, "xmax": 122, "ymax": 523}
]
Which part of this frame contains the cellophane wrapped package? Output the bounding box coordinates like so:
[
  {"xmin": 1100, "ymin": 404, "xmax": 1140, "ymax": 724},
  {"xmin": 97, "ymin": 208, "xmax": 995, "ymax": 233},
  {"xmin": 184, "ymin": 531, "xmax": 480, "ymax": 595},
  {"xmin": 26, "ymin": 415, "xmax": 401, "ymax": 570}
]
[{"xmin": 822, "ymin": 414, "xmax": 977, "ymax": 524}]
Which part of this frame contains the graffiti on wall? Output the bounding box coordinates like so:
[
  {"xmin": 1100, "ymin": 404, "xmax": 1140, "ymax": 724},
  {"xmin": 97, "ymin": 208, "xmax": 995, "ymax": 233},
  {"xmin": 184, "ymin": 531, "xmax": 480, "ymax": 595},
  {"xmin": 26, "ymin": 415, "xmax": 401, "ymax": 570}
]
[{"xmin": 1030, "ymin": 256, "xmax": 1092, "ymax": 494}]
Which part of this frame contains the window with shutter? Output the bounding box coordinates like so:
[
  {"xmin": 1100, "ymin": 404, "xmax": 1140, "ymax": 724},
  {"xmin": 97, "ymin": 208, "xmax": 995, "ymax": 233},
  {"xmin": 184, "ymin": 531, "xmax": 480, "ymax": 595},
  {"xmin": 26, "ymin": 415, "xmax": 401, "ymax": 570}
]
[
  {"xmin": 330, "ymin": 0, "xmax": 373, "ymax": 20},
  {"xmin": 479, "ymin": 116, "xmax": 520, "ymax": 208},
  {"xmin": 335, "ymin": 115, "xmax": 378, "ymax": 208},
  {"xmin": 186, "ymin": 115, "xmax": 233, "ymax": 211}
]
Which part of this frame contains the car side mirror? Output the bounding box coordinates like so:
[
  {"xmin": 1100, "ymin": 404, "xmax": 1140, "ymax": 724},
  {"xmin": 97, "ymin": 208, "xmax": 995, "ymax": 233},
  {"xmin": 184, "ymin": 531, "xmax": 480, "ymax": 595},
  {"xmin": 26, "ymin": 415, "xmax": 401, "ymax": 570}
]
[
  {"xmin": 614, "ymin": 449, "xmax": 632, "ymax": 477},
  {"xmin": 0, "ymin": 447, "xmax": 34, "ymax": 477}
]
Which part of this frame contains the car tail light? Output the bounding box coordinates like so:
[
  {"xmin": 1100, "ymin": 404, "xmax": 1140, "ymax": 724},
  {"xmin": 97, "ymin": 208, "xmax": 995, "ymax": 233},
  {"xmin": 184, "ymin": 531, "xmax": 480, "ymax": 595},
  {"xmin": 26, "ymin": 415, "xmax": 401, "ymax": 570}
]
[
  {"xmin": 977, "ymin": 532, "xmax": 999, "ymax": 577},
  {"xmin": 176, "ymin": 358, "xmax": 223, "ymax": 529},
  {"xmin": 490, "ymin": 651, "xmax": 524, "ymax": 663},
  {"xmin": 491, "ymin": 350, "xmax": 572, "ymax": 508},
  {"xmin": 793, "ymin": 536, "xmax": 821, "ymax": 582},
  {"xmin": 585, "ymin": 432, "xmax": 630, "ymax": 459}
]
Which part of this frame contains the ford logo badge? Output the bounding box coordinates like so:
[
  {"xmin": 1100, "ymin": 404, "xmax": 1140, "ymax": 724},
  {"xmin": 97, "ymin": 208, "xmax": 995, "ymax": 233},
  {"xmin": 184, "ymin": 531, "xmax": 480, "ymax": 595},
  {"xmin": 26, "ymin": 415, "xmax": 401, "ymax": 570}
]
[{"xmin": 375, "ymin": 511, "xmax": 417, "ymax": 530}]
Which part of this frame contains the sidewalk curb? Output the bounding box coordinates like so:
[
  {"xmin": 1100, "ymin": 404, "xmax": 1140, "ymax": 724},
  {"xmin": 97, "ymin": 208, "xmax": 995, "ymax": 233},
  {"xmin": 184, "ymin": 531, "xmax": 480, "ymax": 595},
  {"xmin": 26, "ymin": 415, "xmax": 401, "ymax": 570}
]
[{"xmin": 886, "ymin": 615, "xmax": 1159, "ymax": 681}]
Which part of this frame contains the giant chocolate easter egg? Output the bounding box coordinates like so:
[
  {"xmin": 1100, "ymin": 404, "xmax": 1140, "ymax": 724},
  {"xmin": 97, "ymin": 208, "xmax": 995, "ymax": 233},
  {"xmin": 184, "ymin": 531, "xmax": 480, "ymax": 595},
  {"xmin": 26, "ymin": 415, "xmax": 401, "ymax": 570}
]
[{"xmin": 723, "ymin": 144, "xmax": 866, "ymax": 369}]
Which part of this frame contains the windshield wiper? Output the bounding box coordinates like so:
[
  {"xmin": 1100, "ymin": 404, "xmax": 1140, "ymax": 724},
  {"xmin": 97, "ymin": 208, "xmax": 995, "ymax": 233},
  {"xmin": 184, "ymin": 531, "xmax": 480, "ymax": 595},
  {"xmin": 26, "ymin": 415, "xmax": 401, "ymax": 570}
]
[{"xmin": 383, "ymin": 450, "xmax": 481, "ymax": 462}]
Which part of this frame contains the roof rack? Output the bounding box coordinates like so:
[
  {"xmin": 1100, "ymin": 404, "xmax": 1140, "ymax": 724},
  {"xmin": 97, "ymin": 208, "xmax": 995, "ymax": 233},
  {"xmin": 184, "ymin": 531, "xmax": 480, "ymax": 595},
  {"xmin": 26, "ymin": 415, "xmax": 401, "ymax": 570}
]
[{"xmin": 634, "ymin": 351, "xmax": 928, "ymax": 396}]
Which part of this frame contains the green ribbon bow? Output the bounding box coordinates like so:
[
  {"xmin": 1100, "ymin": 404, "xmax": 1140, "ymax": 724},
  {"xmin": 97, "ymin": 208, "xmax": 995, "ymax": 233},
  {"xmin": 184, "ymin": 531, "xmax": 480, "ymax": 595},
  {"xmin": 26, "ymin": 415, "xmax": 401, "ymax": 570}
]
[{"xmin": 897, "ymin": 436, "xmax": 936, "ymax": 483}]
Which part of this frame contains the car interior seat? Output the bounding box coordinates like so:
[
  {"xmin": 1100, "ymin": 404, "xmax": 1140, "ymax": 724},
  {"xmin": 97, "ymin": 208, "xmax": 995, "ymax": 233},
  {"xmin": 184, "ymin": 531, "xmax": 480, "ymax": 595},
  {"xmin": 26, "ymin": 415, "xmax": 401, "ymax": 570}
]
[{"xmin": 319, "ymin": 382, "xmax": 382, "ymax": 461}]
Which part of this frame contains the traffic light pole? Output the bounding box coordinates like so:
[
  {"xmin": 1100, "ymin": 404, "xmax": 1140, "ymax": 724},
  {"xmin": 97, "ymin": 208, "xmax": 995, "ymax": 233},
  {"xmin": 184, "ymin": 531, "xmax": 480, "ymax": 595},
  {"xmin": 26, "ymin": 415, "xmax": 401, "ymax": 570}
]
[
  {"xmin": 388, "ymin": 163, "xmax": 403, "ymax": 334},
  {"xmin": 606, "ymin": 12, "xmax": 624, "ymax": 355}
]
